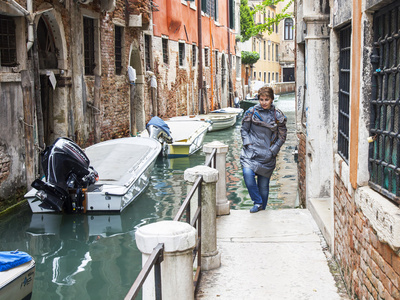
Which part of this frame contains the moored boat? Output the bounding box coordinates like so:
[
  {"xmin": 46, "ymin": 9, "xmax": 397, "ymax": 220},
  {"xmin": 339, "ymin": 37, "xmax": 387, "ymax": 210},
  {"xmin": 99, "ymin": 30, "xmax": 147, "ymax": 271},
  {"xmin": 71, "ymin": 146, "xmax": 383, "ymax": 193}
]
[
  {"xmin": 0, "ymin": 251, "xmax": 35, "ymax": 300},
  {"xmin": 209, "ymin": 107, "xmax": 244, "ymax": 121},
  {"xmin": 25, "ymin": 136, "xmax": 161, "ymax": 213},
  {"xmin": 168, "ymin": 113, "xmax": 236, "ymax": 132},
  {"xmin": 145, "ymin": 116, "xmax": 211, "ymax": 157}
]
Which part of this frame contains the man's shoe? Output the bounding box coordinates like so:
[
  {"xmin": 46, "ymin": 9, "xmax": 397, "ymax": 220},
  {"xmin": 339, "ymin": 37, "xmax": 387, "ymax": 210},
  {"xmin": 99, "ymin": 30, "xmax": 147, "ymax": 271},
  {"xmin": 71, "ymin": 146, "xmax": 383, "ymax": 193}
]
[{"xmin": 250, "ymin": 204, "xmax": 262, "ymax": 213}]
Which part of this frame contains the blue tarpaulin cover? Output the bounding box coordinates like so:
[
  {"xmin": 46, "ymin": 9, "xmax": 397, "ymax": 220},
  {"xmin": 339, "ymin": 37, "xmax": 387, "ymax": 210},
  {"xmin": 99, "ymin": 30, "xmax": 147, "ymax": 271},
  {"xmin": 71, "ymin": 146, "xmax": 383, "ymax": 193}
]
[
  {"xmin": 0, "ymin": 251, "xmax": 32, "ymax": 272},
  {"xmin": 146, "ymin": 116, "xmax": 171, "ymax": 135}
]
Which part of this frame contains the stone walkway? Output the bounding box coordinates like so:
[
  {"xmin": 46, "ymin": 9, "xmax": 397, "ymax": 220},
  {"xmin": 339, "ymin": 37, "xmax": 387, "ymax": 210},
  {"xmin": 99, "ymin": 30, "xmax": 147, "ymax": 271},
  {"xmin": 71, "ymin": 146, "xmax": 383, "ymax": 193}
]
[{"xmin": 196, "ymin": 209, "xmax": 350, "ymax": 300}]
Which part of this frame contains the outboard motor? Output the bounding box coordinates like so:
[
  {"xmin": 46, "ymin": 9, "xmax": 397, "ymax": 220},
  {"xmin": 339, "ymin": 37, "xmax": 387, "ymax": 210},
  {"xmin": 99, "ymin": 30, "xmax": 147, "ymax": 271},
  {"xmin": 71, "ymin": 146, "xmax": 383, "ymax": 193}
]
[
  {"xmin": 31, "ymin": 137, "xmax": 98, "ymax": 213},
  {"xmin": 146, "ymin": 116, "xmax": 173, "ymax": 155}
]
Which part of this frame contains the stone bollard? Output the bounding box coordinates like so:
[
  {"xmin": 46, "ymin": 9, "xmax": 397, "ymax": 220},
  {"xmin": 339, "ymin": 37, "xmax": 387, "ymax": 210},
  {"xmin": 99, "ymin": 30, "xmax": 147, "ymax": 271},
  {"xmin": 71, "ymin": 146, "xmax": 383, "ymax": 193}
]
[
  {"xmin": 184, "ymin": 165, "xmax": 221, "ymax": 271},
  {"xmin": 135, "ymin": 221, "xmax": 196, "ymax": 300},
  {"xmin": 203, "ymin": 141, "xmax": 230, "ymax": 216}
]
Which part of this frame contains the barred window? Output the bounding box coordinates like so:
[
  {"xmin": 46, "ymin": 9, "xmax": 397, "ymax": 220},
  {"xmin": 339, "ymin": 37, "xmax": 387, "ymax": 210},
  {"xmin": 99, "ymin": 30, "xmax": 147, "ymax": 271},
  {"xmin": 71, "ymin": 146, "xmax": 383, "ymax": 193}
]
[
  {"xmin": 0, "ymin": 15, "xmax": 17, "ymax": 67},
  {"xmin": 179, "ymin": 42, "xmax": 185, "ymax": 67},
  {"xmin": 369, "ymin": 2, "xmax": 400, "ymax": 205},
  {"xmin": 338, "ymin": 25, "xmax": 351, "ymax": 163},
  {"xmin": 162, "ymin": 38, "xmax": 169, "ymax": 64},
  {"xmin": 192, "ymin": 44, "xmax": 197, "ymax": 67},
  {"xmin": 83, "ymin": 17, "xmax": 95, "ymax": 75},
  {"xmin": 205, "ymin": 48, "xmax": 209, "ymax": 67},
  {"xmin": 145, "ymin": 35, "xmax": 151, "ymax": 71},
  {"xmin": 115, "ymin": 25, "xmax": 123, "ymax": 75}
]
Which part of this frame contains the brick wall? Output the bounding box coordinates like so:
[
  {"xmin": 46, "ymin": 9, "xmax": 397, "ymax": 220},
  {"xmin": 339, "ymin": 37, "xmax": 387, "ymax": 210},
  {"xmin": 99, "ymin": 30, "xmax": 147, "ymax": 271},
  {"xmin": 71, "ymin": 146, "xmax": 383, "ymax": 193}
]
[
  {"xmin": 297, "ymin": 131, "xmax": 306, "ymax": 207},
  {"xmin": 334, "ymin": 174, "xmax": 400, "ymax": 299}
]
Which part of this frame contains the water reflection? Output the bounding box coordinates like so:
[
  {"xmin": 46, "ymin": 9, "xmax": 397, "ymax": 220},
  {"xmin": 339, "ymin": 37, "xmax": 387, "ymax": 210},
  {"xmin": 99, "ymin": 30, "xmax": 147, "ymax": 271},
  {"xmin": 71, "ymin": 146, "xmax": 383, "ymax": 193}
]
[{"xmin": 0, "ymin": 93, "xmax": 296, "ymax": 299}]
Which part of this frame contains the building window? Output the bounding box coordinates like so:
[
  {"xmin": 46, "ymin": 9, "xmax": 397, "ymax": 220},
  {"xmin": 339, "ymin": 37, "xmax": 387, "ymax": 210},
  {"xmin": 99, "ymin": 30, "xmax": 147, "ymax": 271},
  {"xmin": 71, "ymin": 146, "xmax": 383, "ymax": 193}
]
[
  {"xmin": 215, "ymin": 50, "xmax": 218, "ymax": 73},
  {"xmin": 268, "ymin": 44, "xmax": 270, "ymax": 61},
  {"xmin": 369, "ymin": 2, "xmax": 400, "ymax": 205},
  {"xmin": 272, "ymin": 73, "xmax": 274, "ymax": 81},
  {"xmin": 338, "ymin": 25, "xmax": 351, "ymax": 163},
  {"xmin": 284, "ymin": 18, "xmax": 294, "ymax": 40},
  {"xmin": 253, "ymin": 71, "xmax": 256, "ymax": 79},
  {"xmin": 115, "ymin": 25, "xmax": 123, "ymax": 75},
  {"xmin": 192, "ymin": 44, "xmax": 197, "ymax": 67},
  {"xmin": 272, "ymin": 43, "xmax": 274, "ymax": 61},
  {"xmin": 276, "ymin": 44, "xmax": 279, "ymax": 61},
  {"xmin": 205, "ymin": 48, "xmax": 209, "ymax": 67},
  {"xmin": 145, "ymin": 34, "xmax": 151, "ymax": 71},
  {"xmin": 0, "ymin": 15, "xmax": 17, "ymax": 67},
  {"xmin": 276, "ymin": 72, "xmax": 278, "ymax": 82},
  {"xmin": 268, "ymin": 72, "xmax": 270, "ymax": 83},
  {"xmin": 264, "ymin": 72, "xmax": 266, "ymax": 83},
  {"xmin": 179, "ymin": 42, "xmax": 185, "ymax": 67},
  {"xmin": 83, "ymin": 17, "xmax": 95, "ymax": 75},
  {"xmin": 272, "ymin": 12, "xmax": 274, "ymax": 32},
  {"xmin": 162, "ymin": 38, "xmax": 169, "ymax": 64},
  {"xmin": 263, "ymin": 41, "xmax": 266, "ymax": 60}
]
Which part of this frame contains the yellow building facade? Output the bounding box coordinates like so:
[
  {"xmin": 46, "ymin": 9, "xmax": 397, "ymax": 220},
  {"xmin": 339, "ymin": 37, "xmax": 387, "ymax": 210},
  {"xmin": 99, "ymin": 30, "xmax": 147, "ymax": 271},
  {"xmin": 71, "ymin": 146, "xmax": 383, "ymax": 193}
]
[{"xmin": 251, "ymin": 4, "xmax": 281, "ymax": 85}]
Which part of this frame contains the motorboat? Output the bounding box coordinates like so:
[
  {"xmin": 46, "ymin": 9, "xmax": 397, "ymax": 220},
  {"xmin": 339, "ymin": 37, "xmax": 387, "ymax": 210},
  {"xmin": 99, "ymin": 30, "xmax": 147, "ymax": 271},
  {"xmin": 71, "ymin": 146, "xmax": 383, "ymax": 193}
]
[
  {"xmin": 240, "ymin": 94, "xmax": 280, "ymax": 111},
  {"xmin": 0, "ymin": 251, "xmax": 35, "ymax": 300},
  {"xmin": 168, "ymin": 113, "xmax": 236, "ymax": 132},
  {"xmin": 145, "ymin": 116, "xmax": 211, "ymax": 157},
  {"xmin": 25, "ymin": 136, "xmax": 161, "ymax": 213},
  {"xmin": 209, "ymin": 107, "xmax": 244, "ymax": 121}
]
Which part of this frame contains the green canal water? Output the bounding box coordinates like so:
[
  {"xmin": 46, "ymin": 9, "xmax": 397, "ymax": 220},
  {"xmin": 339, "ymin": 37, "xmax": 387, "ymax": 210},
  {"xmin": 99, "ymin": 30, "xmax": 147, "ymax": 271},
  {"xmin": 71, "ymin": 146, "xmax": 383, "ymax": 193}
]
[{"xmin": 0, "ymin": 93, "xmax": 296, "ymax": 300}]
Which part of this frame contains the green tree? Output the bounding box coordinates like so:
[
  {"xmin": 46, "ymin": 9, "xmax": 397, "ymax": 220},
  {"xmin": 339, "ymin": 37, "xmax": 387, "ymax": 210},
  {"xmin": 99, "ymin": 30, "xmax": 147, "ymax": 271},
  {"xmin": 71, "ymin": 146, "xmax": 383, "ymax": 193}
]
[
  {"xmin": 240, "ymin": 0, "xmax": 255, "ymax": 42},
  {"xmin": 240, "ymin": 0, "xmax": 293, "ymax": 41},
  {"xmin": 241, "ymin": 51, "xmax": 260, "ymax": 65}
]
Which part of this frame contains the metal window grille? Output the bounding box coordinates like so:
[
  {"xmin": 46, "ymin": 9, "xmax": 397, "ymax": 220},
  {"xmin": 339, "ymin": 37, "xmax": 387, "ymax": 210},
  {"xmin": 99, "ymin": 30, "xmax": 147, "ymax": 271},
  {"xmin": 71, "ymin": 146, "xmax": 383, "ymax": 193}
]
[
  {"xmin": 276, "ymin": 44, "xmax": 279, "ymax": 61},
  {"xmin": 215, "ymin": 50, "xmax": 218, "ymax": 73},
  {"xmin": 83, "ymin": 17, "xmax": 95, "ymax": 75},
  {"xmin": 162, "ymin": 38, "xmax": 168, "ymax": 64},
  {"xmin": 145, "ymin": 35, "xmax": 151, "ymax": 71},
  {"xmin": 205, "ymin": 48, "xmax": 209, "ymax": 67},
  {"xmin": 115, "ymin": 26, "xmax": 122, "ymax": 75},
  {"xmin": 369, "ymin": 1, "xmax": 400, "ymax": 205},
  {"xmin": 338, "ymin": 25, "xmax": 351, "ymax": 163},
  {"xmin": 0, "ymin": 15, "xmax": 17, "ymax": 67},
  {"xmin": 192, "ymin": 44, "xmax": 196, "ymax": 67},
  {"xmin": 179, "ymin": 43, "xmax": 185, "ymax": 66}
]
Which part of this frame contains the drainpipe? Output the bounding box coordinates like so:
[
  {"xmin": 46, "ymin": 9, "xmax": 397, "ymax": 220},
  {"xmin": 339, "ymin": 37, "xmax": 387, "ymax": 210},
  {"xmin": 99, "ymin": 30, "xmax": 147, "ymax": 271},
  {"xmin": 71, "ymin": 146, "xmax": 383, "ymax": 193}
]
[
  {"xmin": 198, "ymin": 0, "xmax": 204, "ymax": 114},
  {"xmin": 227, "ymin": 0, "xmax": 232, "ymax": 107},
  {"xmin": 26, "ymin": 0, "xmax": 34, "ymax": 51},
  {"xmin": 6, "ymin": 0, "xmax": 34, "ymax": 51}
]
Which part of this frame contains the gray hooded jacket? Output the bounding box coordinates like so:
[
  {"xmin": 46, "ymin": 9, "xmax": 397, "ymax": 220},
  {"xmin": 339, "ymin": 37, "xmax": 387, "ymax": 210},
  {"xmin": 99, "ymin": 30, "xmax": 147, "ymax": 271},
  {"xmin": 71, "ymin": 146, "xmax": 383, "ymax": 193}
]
[{"xmin": 240, "ymin": 103, "xmax": 287, "ymax": 178}]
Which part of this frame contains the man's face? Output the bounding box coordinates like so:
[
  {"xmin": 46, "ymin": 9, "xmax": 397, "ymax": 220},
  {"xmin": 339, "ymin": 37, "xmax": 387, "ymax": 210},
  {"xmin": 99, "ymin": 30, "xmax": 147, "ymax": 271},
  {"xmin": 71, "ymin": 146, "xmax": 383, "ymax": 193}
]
[{"xmin": 259, "ymin": 94, "xmax": 273, "ymax": 110}]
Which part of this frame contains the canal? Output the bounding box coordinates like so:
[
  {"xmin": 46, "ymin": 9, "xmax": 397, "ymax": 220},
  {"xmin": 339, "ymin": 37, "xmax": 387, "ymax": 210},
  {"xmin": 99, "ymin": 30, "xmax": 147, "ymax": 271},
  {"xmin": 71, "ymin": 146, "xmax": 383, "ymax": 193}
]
[{"xmin": 0, "ymin": 93, "xmax": 297, "ymax": 299}]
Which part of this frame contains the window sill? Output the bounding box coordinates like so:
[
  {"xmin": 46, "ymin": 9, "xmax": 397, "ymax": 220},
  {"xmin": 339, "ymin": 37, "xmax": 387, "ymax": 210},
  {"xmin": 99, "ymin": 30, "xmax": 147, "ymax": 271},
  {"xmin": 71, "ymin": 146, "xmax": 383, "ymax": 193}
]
[
  {"xmin": 356, "ymin": 187, "xmax": 400, "ymax": 251},
  {"xmin": 0, "ymin": 72, "xmax": 21, "ymax": 82}
]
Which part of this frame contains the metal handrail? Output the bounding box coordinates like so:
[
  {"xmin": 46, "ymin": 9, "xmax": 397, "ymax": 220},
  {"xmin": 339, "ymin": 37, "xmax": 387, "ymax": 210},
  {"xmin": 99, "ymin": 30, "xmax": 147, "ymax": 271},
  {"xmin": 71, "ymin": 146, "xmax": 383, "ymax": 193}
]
[
  {"xmin": 124, "ymin": 243, "xmax": 164, "ymax": 300},
  {"xmin": 125, "ymin": 147, "xmax": 218, "ymax": 299}
]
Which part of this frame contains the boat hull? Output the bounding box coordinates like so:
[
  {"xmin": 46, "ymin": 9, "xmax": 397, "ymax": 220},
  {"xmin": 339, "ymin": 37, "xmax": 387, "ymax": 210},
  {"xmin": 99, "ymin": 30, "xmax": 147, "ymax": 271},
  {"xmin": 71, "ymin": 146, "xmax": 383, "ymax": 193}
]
[
  {"xmin": 0, "ymin": 260, "xmax": 35, "ymax": 300},
  {"xmin": 25, "ymin": 137, "xmax": 161, "ymax": 213}
]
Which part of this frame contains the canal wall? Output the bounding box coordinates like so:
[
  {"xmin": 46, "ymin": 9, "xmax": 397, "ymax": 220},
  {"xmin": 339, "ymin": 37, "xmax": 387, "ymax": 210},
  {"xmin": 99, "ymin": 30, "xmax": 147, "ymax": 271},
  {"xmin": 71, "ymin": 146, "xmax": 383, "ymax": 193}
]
[{"xmin": 271, "ymin": 82, "xmax": 295, "ymax": 95}]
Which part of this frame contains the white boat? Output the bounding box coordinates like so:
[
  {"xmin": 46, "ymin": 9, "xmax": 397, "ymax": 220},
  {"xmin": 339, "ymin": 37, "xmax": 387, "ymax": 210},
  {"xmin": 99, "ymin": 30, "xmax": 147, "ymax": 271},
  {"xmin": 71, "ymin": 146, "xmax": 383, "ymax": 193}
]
[
  {"xmin": 209, "ymin": 107, "xmax": 244, "ymax": 121},
  {"xmin": 168, "ymin": 113, "xmax": 236, "ymax": 132},
  {"xmin": 0, "ymin": 251, "xmax": 35, "ymax": 300},
  {"xmin": 163, "ymin": 120, "xmax": 211, "ymax": 157},
  {"xmin": 144, "ymin": 116, "xmax": 211, "ymax": 158},
  {"xmin": 25, "ymin": 137, "xmax": 161, "ymax": 213}
]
